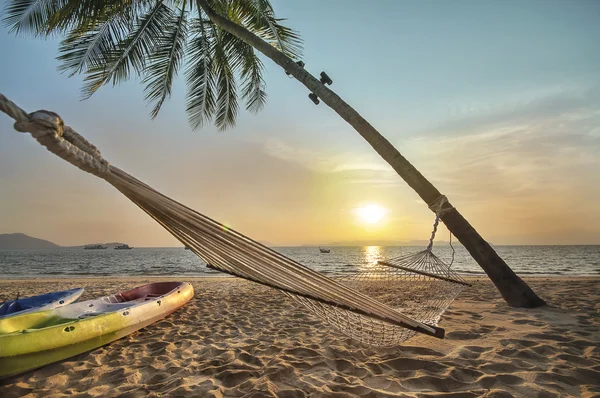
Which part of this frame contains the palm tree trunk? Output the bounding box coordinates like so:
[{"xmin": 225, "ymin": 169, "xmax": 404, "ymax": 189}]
[{"xmin": 198, "ymin": 1, "xmax": 546, "ymax": 308}]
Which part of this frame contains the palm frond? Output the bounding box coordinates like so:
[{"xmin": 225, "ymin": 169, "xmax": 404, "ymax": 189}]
[
  {"xmin": 57, "ymin": 10, "xmax": 133, "ymax": 77},
  {"xmin": 240, "ymin": 50, "xmax": 266, "ymax": 113},
  {"xmin": 81, "ymin": 1, "xmax": 173, "ymax": 99},
  {"xmin": 228, "ymin": 0, "xmax": 303, "ymax": 59},
  {"xmin": 212, "ymin": 26, "xmax": 238, "ymax": 130},
  {"xmin": 2, "ymin": 0, "xmax": 65, "ymax": 36},
  {"xmin": 2, "ymin": 0, "xmax": 134, "ymax": 36},
  {"xmin": 44, "ymin": 0, "xmax": 137, "ymax": 34},
  {"xmin": 143, "ymin": 6, "xmax": 188, "ymax": 118},
  {"xmin": 219, "ymin": 29, "xmax": 266, "ymax": 113},
  {"xmin": 185, "ymin": 17, "xmax": 216, "ymax": 129}
]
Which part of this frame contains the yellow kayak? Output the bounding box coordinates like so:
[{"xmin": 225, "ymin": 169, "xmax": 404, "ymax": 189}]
[{"xmin": 0, "ymin": 281, "xmax": 194, "ymax": 379}]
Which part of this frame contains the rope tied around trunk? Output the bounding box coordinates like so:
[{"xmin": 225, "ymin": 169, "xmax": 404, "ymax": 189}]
[
  {"xmin": 426, "ymin": 195, "xmax": 449, "ymax": 252},
  {"xmin": 0, "ymin": 94, "xmax": 109, "ymax": 177},
  {"xmin": 426, "ymin": 195, "xmax": 457, "ymax": 267}
]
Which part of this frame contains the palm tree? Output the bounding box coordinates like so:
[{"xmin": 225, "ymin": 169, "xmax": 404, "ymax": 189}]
[{"xmin": 3, "ymin": 0, "xmax": 545, "ymax": 307}]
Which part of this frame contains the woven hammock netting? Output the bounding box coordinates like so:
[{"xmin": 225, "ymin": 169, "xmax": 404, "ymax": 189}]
[
  {"xmin": 0, "ymin": 94, "xmax": 469, "ymax": 346},
  {"xmin": 290, "ymin": 250, "xmax": 469, "ymax": 346}
]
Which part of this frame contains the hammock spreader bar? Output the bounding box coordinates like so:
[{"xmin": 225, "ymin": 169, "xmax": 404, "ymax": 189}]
[{"xmin": 379, "ymin": 258, "xmax": 472, "ymax": 287}]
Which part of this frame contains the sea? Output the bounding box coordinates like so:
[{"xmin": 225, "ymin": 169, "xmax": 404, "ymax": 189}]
[{"xmin": 0, "ymin": 245, "xmax": 598, "ymax": 279}]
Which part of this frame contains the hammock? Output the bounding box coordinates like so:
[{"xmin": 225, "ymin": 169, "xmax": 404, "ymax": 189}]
[{"xmin": 0, "ymin": 94, "xmax": 467, "ymax": 345}]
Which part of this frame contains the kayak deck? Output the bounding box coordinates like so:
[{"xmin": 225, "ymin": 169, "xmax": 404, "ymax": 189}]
[{"xmin": 0, "ymin": 288, "xmax": 84, "ymax": 319}]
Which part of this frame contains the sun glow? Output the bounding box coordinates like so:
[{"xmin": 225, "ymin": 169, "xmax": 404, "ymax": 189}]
[{"xmin": 355, "ymin": 204, "xmax": 387, "ymax": 224}]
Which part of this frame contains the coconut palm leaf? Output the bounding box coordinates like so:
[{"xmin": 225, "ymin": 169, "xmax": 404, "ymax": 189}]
[
  {"xmin": 57, "ymin": 11, "xmax": 133, "ymax": 77},
  {"xmin": 212, "ymin": 26, "xmax": 238, "ymax": 130},
  {"xmin": 2, "ymin": 0, "xmax": 133, "ymax": 36},
  {"xmin": 185, "ymin": 16, "xmax": 216, "ymax": 129},
  {"xmin": 44, "ymin": 0, "xmax": 129, "ymax": 34},
  {"xmin": 3, "ymin": 0, "xmax": 63, "ymax": 35},
  {"xmin": 143, "ymin": 5, "xmax": 188, "ymax": 118},
  {"xmin": 219, "ymin": 29, "xmax": 266, "ymax": 113},
  {"xmin": 81, "ymin": 1, "xmax": 173, "ymax": 99},
  {"xmin": 226, "ymin": 0, "xmax": 302, "ymax": 58},
  {"xmin": 240, "ymin": 50, "xmax": 266, "ymax": 113}
]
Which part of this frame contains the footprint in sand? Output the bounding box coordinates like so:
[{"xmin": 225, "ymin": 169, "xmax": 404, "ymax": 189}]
[
  {"xmin": 478, "ymin": 362, "xmax": 520, "ymax": 374},
  {"xmin": 523, "ymin": 333, "xmax": 571, "ymax": 343},
  {"xmin": 568, "ymin": 368, "xmax": 600, "ymax": 385},
  {"xmin": 496, "ymin": 374, "xmax": 526, "ymax": 386},
  {"xmin": 511, "ymin": 358, "xmax": 538, "ymax": 370},
  {"xmin": 215, "ymin": 369, "xmax": 261, "ymax": 388},
  {"xmin": 283, "ymin": 348, "xmax": 321, "ymax": 358},
  {"xmin": 401, "ymin": 374, "xmax": 471, "ymax": 392},
  {"xmin": 530, "ymin": 344, "xmax": 559, "ymax": 356},
  {"xmin": 446, "ymin": 331, "xmax": 480, "ymax": 340},
  {"xmin": 456, "ymin": 346, "xmax": 492, "ymax": 360},
  {"xmin": 400, "ymin": 346, "xmax": 446, "ymax": 357},
  {"xmin": 462, "ymin": 310, "xmax": 485, "ymax": 320},
  {"xmin": 511, "ymin": 318, "xmax": 546, "ymax": 327},
  {"xmin": 448, "ymin": 367, "xmax": 484, "ymax": 383},
  {"xmin": 0, "ymin": 386, "xmax": 34, "ymax": 398},
  {"xmin": 499, "ymin": 338, "xmax": 538, "ymax": 348},
  {"xmin": 237, "ymin": 352, "xmax": 264, "ymax": 368},
  {"xmin": 535, "ymin": 371, "xmax": 581, "ymax": 387},
  {"xmin": 381, "ymin": 357, "xmax": 448, "ymax": 373}
]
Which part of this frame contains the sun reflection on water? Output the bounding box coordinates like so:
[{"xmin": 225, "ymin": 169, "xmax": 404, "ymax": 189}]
[{"xmin": 361, "ymin": 246, "xmax": 383, "ymax": 270}]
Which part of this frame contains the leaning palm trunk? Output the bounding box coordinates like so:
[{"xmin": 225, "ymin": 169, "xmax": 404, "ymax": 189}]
[{"xmin": 198, "ymin": 0, "xmax": 545, "ymax": 308}]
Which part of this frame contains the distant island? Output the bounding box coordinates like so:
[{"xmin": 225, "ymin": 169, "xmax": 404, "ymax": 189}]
[
  {"xmin": 0, "ymin": 233, "xmax": 60, "ymax": 249},
  {"xmin": 0, "ymin": 233, "xmax": 129, "ymax": 250},
  {"xmin": 1, "ymin": 233, "xmax": 470, "ymax": 250},
  {"xmin": 72, "ymin": 242, "xmax": 127, "ymax": 249}
]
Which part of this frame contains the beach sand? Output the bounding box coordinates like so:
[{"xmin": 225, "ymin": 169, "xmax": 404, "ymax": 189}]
[{"xmin": 1, "ymin": 276, "xmax": 598, "ymax": 397}]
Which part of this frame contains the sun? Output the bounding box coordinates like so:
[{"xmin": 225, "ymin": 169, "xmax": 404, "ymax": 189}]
[{"xmin": 355, "ymin": 204, "xmax": 387, "ymax": 224}]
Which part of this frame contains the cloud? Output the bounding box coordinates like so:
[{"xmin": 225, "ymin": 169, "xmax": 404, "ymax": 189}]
[
  {"xmin": 263, "ymin": 137, "xmax": 400, "ymax": 186},
  {"xmin": 263, "ymin": 138, "xmax": 337, "ymax": 172},
  {"xmin": 395, "ymin": 87, "xmax": 600, "ymax": 244},
  {"xmin": 419, "ymin": 85, "xmax": 600, "ymax": 138}
]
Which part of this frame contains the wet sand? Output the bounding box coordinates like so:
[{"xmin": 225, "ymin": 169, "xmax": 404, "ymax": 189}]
[{"xmin": 1, "ymin": 276, "xmax": 599, "ymax": 397}]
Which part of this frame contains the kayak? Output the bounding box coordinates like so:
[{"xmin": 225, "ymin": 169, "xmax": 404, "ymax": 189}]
[
  {"xmin": 0, "ymin": 281, "xmax": 194, "ymax": 379},
  {"xmin": 0, "ymin": 288, "xmax": 84, "ymax": 319}
]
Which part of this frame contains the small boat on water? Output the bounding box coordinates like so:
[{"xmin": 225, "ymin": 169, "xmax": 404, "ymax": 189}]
[
  {"xmin": 319, "ymin": 247, "xmax": 331, "ymax": 253},
  {"xmin": 84, "ymin": 244, "xmax": 107, "ymax": 250},
  {"xmin": 0, "ymin": 288, "xmax": 84, "ymax": 319},
  {"xmin": 184, "ymin": 246, "xmax": 191, "ymax": 250},
  {"xmin": 114, "ymin": 244, "xmax": 133, "ymax": 250},
  {"xmin": 0, "ymin": 282, "xmax": 194, "ymax": 379}
]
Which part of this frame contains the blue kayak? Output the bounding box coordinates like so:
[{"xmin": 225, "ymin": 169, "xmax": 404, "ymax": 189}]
[{"xmin": 0, "ymin": 288, "xmax": 84, "ymax": 319}]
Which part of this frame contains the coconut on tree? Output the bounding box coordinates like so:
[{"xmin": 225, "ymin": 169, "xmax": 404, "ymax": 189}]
[{"xmin": 3, "ymin": 0, "xmax": 545, "ymax": 307}]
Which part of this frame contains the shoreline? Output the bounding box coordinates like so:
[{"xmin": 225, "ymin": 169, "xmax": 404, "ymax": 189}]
[{"xmin": 0, "ymin": 274, "xmax": 598, "ymax": 283}]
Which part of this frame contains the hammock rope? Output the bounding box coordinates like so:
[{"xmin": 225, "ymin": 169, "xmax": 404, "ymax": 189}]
[{"xmin": 0, "ymin": 93, "xmax": 467, "ymax": 345}]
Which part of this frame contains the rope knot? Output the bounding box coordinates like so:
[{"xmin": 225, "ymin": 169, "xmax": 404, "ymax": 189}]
[
  {"xmin": 14, "ymin": 110, "xmax": 64, "ymax": 139},
  {"xmin": 0, "ymin": 94, "xmax": 109, "ymax": 177},
  {"xmin": 428, "ymin": 195, "xmax": 448, "ymax": 215}
]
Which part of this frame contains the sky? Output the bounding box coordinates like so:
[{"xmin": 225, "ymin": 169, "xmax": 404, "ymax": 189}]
[{"xmin": 0, "ymin": 0, "xmax": 599, "ymax": 247}]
